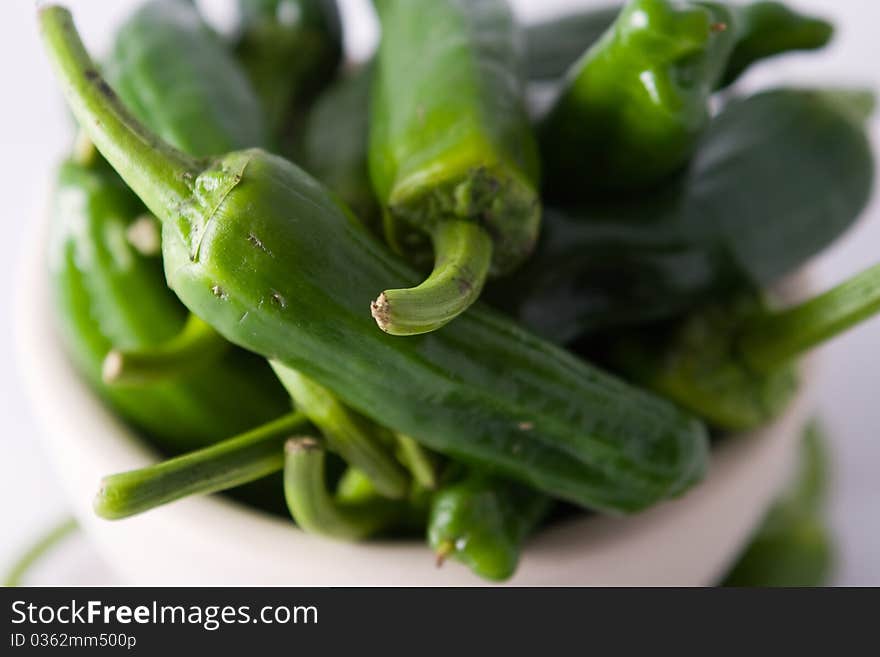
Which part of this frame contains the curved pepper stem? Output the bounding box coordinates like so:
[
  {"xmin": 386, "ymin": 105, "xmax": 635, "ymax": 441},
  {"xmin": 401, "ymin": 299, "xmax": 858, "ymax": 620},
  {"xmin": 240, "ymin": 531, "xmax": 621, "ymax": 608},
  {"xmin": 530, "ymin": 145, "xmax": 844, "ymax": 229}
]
[
  {"xmin": 102, "ymin": 314, "xmax": 229, "ymax": 386},
  {"xmin": 39, "ymin": 6, "xmax": 200, "ymax": 225},
  {"xmin": 94, "ymin": 412, "xmax": 309, "ymax": 520},
  {"xmin": 371, "ymin": 220, "xmax": 493, "ymax": 336},
  {"xmin": 739, "ymin": 263, "xmax": 880, "ymax": 374},
  {"xmin": 283, "ymin": 437, "xmax": 402, "ymax": 541},
  {"xmin": 270, "ymin": 363, "xmax": 410, "ymax": 499}
]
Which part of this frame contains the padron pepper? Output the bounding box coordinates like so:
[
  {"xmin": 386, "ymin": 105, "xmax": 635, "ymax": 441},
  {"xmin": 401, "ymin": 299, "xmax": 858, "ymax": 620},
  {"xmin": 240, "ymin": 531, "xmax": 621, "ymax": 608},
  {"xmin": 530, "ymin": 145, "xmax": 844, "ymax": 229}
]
[
  {"xmin": 368, "ymin": 0, "xmax": 541, "ymax": 336},
  {"xmin": 610, "ymin": 263, "xmax": 880, "ymax": 431},
  {"xmin": 525, "ymin": 1, "xmax": 832, "ymax": 86},
  {"xmin": 49, "ymin": 149, "xmax": 290, "ymax": 455},
  {"xmin": 41, "ymin": 5, "xmax": 709, "ymax": 514},
  {"xmin": 539, "ymin": 0, "xmax": 737, "ymax": 196},
  {"xmin": 234, "ymin": 0, "xmax": 343, "ymax": 142},
  {"xmin": 104, "ymin": 0, "xmax": 268, "ymax": 158},
  {"xmin": 428, "ymin": 471, "xmax": 550, "ymax": 581},
  {"xmin": 489, "ymin": 88, "xmax": 875, "ymax": 344},
  {"xmin": 95, "ymin": 0, "xmax": 412, "ymax": 501},
  {"xmin": 92, "ymin": 0, "xmax": 276, "ymax": 384}
]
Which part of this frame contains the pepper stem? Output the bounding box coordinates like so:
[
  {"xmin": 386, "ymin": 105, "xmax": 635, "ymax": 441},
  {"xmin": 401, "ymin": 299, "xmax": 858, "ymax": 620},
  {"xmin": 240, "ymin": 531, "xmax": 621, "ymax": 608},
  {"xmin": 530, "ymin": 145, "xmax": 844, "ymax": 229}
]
[
  {"xmin": 94, "ymin": 412, "xmax": 308, "ymax": 520},
  {"xmin": 271, "ymin": 363, "xmax": 410, "ymax": 500},
  {"xmin": 102, "ymin": 315, "xmax": 229, "ymax": 386},
  {"xmin": 739, "ymin": 263, "xmax": 880, "ymax": 374},
  {"xmin": 394, "ymin": 433, "xmax": 439, "ymax": 490},
  {"xmin": 39, "ymin": 6, "xmax": 200, "ymax": 220},
  {"xmin": 283, "ymin": 438, "xmax": 400, "ymax": 541},
  {"xmin": 371, "ymin": 220, "xmax": 493, "ymax": 336}
]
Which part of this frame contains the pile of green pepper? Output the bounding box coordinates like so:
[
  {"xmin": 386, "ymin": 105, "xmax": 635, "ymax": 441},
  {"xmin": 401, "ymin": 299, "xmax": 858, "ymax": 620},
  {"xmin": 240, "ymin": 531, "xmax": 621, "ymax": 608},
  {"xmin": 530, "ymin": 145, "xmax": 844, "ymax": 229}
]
[{"xmin": 36, "ymin": 0, "xmax": 877, "ymax": 583}]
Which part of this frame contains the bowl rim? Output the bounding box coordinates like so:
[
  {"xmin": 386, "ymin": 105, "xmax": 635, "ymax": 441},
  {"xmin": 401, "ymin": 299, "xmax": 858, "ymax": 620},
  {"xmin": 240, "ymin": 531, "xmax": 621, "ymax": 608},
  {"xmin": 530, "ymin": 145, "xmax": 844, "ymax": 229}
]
[{"xmin": 14, "ymin": 209, "xmax": 816, "ymax": 586}]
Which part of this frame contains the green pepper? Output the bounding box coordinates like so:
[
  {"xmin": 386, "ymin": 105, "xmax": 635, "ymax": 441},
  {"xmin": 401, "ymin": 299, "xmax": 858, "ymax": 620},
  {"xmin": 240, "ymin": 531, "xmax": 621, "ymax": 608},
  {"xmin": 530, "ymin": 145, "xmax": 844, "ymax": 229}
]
[
  {"xmin": 104, "ymin": 0, "xmax": 268, "ymax": 157},
  {"xmin": 49, "ymin": 154, "xmax": 290, "ymax": 455},
  {"xmin": 428, "ymin": 471, "xmax": 550, "ymax": 581},
  {"xmin": 234, "ymin": 0, "xmax": 342, "ymax": 141},
  {"xmin": 95, "ymin": 0, "xmax": 273, "ymax": 381},
  {"xmin": 540, "ymin": 0, "xmax": 737, "ymax": 196},
  {"xmin": 102, "ymin": 0, "xmax": 418, "ymax": 505},
  {"xmin": 41, "ymin": 5, "xmax": 709, "ymax": 514},
  {"xmin": 723, "ymin": 421, "xmax": 834, "ymax": 586},
  {"xmin": 611, "ymin": 263, "xmax": 880, "ymax": 431},
  {"xmin": 488, "ymin": 88, "xmax": 875, "ymax": 344},
  {"xmin": 65, "ymin": 0, "xmax": 290, "ymax": 397},
  {"xmin": 525, "ymin": 2, "xmax": 832, "ymax": 86},
  {"xmin": 368, "ymin": 0, "xmax": 541, "ymax": 335}
]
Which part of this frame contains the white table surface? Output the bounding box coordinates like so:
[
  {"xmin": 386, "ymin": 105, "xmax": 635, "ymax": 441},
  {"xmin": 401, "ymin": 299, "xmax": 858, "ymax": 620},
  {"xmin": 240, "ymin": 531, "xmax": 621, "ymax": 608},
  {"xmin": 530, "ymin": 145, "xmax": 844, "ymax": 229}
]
[{"xmin": 1, "ymin": 0, "xmax": 877, "ymax": 585}]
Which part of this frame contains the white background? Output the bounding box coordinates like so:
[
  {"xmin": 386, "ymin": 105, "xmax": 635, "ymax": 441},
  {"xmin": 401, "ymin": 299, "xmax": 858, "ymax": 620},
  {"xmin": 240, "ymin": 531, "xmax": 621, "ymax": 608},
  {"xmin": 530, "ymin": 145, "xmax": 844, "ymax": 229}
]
[{"xmin": 0, "ymin": 0, "xmax": 877, "ymax": 584}]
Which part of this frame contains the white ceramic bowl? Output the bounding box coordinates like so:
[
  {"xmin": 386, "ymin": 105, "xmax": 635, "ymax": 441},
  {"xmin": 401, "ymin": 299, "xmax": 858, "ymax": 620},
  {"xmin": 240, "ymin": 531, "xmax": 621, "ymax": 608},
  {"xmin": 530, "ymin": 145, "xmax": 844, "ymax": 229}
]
[{"xmin": 15, "ymin": 216, "xmax": 815, "ymax": 586}]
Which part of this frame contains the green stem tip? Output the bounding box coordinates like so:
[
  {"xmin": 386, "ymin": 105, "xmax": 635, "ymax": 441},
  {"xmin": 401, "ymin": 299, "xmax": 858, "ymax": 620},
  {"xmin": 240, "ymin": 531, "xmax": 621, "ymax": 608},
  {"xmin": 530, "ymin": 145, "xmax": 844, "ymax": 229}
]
[
  {"xmin": 739, "ymin": 262, "xmax": 880, "ymax": 373},
  {"xmin": 94, "ymin": 412, "xmax": 308, "ymax": 520},
  {"xmin": 102, "ymin": 314, "xmax": 229, "ymax": 386},
  {"xmin": 371, "ymin": 220, "xmax": 493, "ymax": 336}
]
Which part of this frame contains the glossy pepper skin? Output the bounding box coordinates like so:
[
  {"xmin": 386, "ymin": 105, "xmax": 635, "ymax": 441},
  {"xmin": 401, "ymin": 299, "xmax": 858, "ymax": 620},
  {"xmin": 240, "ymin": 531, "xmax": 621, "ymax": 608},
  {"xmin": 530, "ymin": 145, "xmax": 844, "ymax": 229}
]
[
  {"xmin": 368, "ymin": 0, "xmax": 541, "ymax": 335},
  {"xmin": 540, "ymin": 0, "xmax": 737, "ymax": 197},
  {"xmin": 428, "ymin": 472, "xmax": 550, "ymax": 581},
  {"xmin": 525, "ymin": 1, "xmax": 832, "ymax": 86},
  {"xmin": 41, "ymin": 5, "xmax": 709, "ymax": 514},
  {"xmin": 104, "ymin": 0, "xmax": 268, "ymax": 157},
  {"xmin": 49, "ymin": 156, "xmax": 289, "ymax": 455},
  {"xmin": 489, "ymin": 88, "xmax": 876, "ymax": 345},
  {"xmin": 723, "ymin": 422, "xmax": 834, "ymax": 586},
  {"xmin": 611, "ymin": 261, "xmax": 880, "ymax": 431},
  {"xmin": 235, "ymin": 0, "xmax": 342, "ymax": 140}
]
